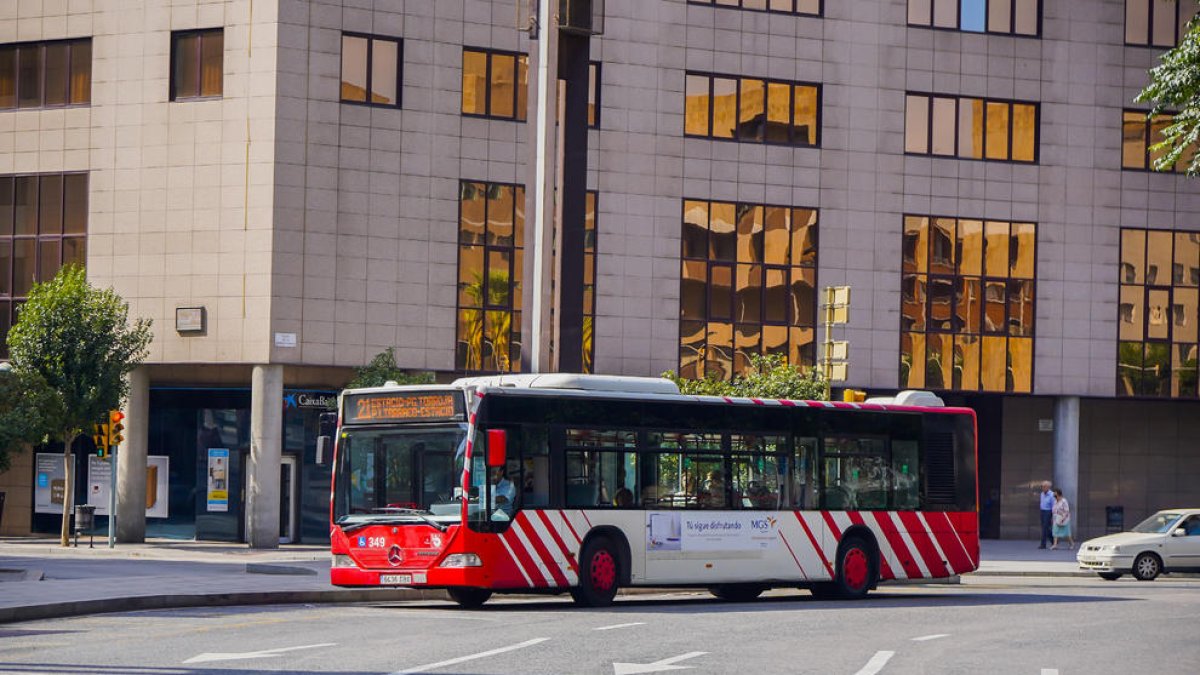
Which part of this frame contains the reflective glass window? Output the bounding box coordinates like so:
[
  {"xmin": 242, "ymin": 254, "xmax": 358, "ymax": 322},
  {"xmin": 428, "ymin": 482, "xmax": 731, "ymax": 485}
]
[
  {"xmin": 461, "ymin": 49, "xmax": 528, "ymax": 121},
  {"xmin": 907, "ymin": 93, "xmax": 1038, "ymax": 164},
  {"xmin": 685, "ymin": 72, "xmax": 819, "ymax": 147},
  {"xmin": 909, "ymin": 0, "xmax": 1040, "ymax": 35},
  {"xmin": 172, "ymin": 29, "xmax": 223, "ymax": 100}
]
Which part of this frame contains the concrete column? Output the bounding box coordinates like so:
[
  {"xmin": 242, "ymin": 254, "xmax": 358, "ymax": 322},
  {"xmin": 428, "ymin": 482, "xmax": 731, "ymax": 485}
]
[
  {"xmin": 1053, "ymin": 396, "xmax": 1080, "ymax": 510},
  {"xmin": 247, "ymin": 364, "xmax": 283, "ymax": 549},
  {"xmin": 116, "ymin": 367, "xmax": 149, "ymax": 543}
]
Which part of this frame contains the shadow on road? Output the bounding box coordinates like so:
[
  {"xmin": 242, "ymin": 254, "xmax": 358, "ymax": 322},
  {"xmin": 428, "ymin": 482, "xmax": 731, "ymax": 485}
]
[{"xmin": 365, "ymin": 587, "xmax": 1135, "ymax": 616}]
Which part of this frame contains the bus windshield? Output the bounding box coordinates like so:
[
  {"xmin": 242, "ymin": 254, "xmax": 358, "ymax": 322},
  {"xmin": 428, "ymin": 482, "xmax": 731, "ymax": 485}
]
[{"xmin": 333, "ymin": 425, "xmax": 467, "ymax": 527}]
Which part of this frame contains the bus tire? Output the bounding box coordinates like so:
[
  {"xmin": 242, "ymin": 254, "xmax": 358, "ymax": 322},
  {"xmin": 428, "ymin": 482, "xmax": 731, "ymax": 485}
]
[
  {"xmin": 709, "ymin": 584, "xmax": 767, "ymax": 602},
  {"xmin": 571, "ymin": 536, "xmax": 620, "ymax": 607},
  {"xmin": 447, "ymin": 588, "xmax": 492, "ymax": 609},
  {"xmin": 832, "ymin": 537, "xmax": 875, "ymax": 600}
]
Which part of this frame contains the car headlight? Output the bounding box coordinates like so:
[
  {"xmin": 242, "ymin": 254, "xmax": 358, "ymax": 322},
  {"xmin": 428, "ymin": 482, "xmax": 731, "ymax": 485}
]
[
  {"xmin": 440, "ymin": 553, "xmax": 483, "ymax": 568},
  {"xmin": 331, "ymin": 554, "xmax": 357, "ymax": 568}
]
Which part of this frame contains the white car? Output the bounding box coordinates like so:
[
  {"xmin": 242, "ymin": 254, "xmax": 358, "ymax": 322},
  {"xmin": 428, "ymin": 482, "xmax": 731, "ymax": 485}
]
[{"xmin": 1077, "ymin": 509, "xmax": 1200, "ymax": 581}]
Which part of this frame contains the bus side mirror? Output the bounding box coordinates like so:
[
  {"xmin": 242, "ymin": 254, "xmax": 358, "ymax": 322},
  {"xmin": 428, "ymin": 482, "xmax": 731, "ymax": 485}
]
[
  {"xmin": 316, "ymin": 436, "xmax": 332, "ymax": 466},
  {"xmin": 487, "ymin": 429, "xmax": 507, "ymax": 468}
]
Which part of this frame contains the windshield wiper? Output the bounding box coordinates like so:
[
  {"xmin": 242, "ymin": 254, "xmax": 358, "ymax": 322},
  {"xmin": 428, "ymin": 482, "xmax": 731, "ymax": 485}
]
[{"xmin": 338, "ymin": 509, "xmax": 448, "ymax": 533}]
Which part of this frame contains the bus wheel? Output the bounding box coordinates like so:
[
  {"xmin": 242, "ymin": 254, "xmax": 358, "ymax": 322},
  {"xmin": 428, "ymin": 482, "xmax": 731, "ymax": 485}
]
[
  {"xmin": 709, "ymin": 584, "xmax": 766, "ymax": 602},
  {"xmin": 833, "ymin": 537, "xmax": 874, "ymax": 600},
  {"xmin": 447, "ymin": 588, "xmax": 492, "ymax": 609},
  {"xmin": 572, "ymin": 537, "xmax": 620, "ymax": 607}
]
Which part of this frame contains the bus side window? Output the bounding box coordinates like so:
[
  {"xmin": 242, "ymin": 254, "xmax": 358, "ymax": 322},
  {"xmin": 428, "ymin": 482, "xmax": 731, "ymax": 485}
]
[
  {"xmin": 892, "ymin": 440, "xmax": 919, "ymax": 509},
  {"xmin": 521, "ymin": 427, "xmax": 551, "ymax": 507},
  {"xmin": 792, "ymin": 437, "xmax": 817, "ymax": 509}
]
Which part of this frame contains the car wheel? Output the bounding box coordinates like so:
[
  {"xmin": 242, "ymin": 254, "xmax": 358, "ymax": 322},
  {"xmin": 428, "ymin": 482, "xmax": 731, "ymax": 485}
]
[
  {"xmin": 446, "ymin": 588, "xmax": 492, "ymax": 608},
  {"xmin": 1132, "ymin": 552, "xmax": 1162, "ymax": 581},
  {"xmin": 571, "ymin": 537, "xmax": 620, "ymax": 607},
  {"xmin": 709, "ymin": 584, "xmax": 767, "ymax": 602},
  {"xmin": 1097, "ymin": 572, "xmax": 1122, "ymax": 581}
]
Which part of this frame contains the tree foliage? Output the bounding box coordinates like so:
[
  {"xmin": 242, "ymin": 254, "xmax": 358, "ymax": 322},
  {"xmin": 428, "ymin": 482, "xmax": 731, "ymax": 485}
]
[
  {"xmin": 347, "ymin": 347, "xmax": 436, "ymax": 389},
  {"xmin": 6, "ymin": 265, "xmax": 152, "ymax": 544},
  {"xmin": 663, "ymin": 354, "xmax": 829, "ymax": 401},
  {"xmin": 1137, "ymin": 9, "xmax": 1200, "ymax": 175},
  {"xmin": 0, "ymin": 368, "xmax": 55, "ymax": 473}
]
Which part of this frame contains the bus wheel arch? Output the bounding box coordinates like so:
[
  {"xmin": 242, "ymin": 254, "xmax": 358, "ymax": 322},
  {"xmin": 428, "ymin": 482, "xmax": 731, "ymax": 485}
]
[
  {"xmin": 579, "ymin": 526, "xmax": 632, "ymax": 585},
  {"xmin": 571, "ymin": 528, "xmax": 629, "ymax": 607}
]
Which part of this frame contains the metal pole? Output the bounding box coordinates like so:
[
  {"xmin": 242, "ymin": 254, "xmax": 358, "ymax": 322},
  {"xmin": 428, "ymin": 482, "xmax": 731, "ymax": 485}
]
[
  {"xmin": 528, "ymin": 0, "xmax": 560, "ymax": 373},
  {"xmin": 107, "ymin": 446, "xmax": 117, "ymax": 548}
]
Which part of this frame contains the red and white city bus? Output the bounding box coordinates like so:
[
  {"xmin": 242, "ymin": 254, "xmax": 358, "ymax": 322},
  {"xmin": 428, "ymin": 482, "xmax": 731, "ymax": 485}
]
[{"xmin": 325, "ymin": 374, "xmax": 978, "ymax": 608}]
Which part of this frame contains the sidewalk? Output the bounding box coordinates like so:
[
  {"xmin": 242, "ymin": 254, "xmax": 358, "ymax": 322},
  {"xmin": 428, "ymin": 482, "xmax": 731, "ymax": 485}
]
[{"xmin": 0, "ymin": 536, "xmax": 1088, "ymax": 624}]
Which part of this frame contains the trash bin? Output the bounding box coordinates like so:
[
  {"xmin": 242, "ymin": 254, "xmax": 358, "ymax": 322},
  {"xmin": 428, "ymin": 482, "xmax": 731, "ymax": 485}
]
[
  {"xmin": 1105, "ymin": 505, "xmax": 1124, "ymax": 534},
  {"xmin": 74, "ymin": 504, "xmax": 95, "ymax": 533}
]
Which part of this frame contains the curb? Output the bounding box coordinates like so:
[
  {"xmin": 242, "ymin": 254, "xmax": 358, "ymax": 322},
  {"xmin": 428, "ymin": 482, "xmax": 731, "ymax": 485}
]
[
  {"xmin": 972, "ymin": 570, "xmax": 1094, "ymax": 578},
  {"xmin": 0, "ymin": 588, "xmax": 450, "ymax": 625}
]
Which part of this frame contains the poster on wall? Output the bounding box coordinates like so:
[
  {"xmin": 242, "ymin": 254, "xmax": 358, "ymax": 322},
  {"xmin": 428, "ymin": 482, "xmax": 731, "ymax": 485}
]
[
  {"xmin": 34, "ymin": 453, "xmax": 66, "ymax": 515},
  {"xmin": 206, "ymin": 448, "xmax": 229, "ymax": 512},
  {"xmin": 146, "ymin": 455, "xmax": 169, "ymax": 519},
  {"xmin": 86, "ymin": 456, "xmax": 113, "ymax": 516},
  {"xmin": 646, "ymin": 512, "xmax": 779, "ymax": 553}
]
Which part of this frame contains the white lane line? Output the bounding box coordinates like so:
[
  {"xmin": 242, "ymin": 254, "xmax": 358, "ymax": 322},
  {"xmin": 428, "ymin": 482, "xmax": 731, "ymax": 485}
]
[
  {"xmin": 1041, "ymin": 670, "xmax": 1059, "ymax": 675},
  {"xmin": 391, "ymin": 637, "xmax": 550, "ymax": 674},
  {"xmin": 853, "ymin": 651, "xmax": 895, "ymax": 675},
  {"xmin": 594, "ymin": 622, "xmax": 647, "ymax": 631},
  {"xmin": 911, "ymin": 634, "xmax": 949, "ymax": 642}
]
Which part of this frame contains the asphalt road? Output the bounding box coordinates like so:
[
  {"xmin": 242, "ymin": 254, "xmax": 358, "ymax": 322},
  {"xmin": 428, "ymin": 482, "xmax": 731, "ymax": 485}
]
[{"xmin": 1, "ymin": 575, "xmax": 1197, "ymax": 675}]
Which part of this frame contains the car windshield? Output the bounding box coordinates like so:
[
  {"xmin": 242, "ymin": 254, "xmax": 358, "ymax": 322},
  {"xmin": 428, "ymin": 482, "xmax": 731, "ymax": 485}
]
[
  {"xmin": 332, "ymin": 425, "xmax": 467, "ymax": 526},
  {"xmin": 1131, "ymin": 511, "xmax": 1183, "ymax": 533}
]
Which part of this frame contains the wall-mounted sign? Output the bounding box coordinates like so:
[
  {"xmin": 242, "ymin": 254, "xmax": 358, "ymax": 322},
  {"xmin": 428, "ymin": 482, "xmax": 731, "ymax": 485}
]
[
  {"xmin": 1038, "ymin": 419, "xmax": 1054, "ymax": 432},
  {"xmin": 175, "ymin": 307, "xmax": 206, "ymax": 333},
  {"xmin": 274, "ymin": 332, "xmax": 297, "ymax": 348}
]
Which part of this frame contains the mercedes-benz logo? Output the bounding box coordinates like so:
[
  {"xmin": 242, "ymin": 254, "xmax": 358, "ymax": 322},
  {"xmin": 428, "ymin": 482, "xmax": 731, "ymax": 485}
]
[{"xmin": 387, "ymin": 545, "xmax": 405, "ymax": 567}]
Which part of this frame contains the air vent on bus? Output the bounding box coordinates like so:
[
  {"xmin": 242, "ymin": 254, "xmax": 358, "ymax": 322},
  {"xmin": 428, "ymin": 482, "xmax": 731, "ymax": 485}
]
[{"xmin": 924, "ymin": 432, "xmax": 957, "ymax": 506}]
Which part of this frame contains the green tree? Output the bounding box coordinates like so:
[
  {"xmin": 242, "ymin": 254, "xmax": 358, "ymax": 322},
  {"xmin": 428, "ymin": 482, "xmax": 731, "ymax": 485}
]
[
  {"xmin": 1137, "ymin": 8, "xmax": 1200, "ymax": 175},
  {"xmin": 663, "ymin": 354, "xmax": 829, "ymax": 400},
  {"xmin": 6, "ymin": 265, "xmax": 153, "ymax": 546},
  {"xmin": 0, "ymin": 367, "xmax": 55, "ymax": 474},
  {"xmin": 347, "ymin": 347, "xmax": 435, "ymax": 389}
]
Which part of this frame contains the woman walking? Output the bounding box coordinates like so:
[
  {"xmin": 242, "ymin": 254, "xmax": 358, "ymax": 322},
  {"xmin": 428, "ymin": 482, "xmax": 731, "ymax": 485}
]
[{"xmin": 1051, "ymin": 488, "xmax": 1075, "ymax": 550}]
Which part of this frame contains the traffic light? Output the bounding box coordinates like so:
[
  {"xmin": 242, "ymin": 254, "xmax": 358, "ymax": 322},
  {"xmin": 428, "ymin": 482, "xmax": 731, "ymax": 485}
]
[
  {"xmin": 109, "ymin": 410, "xmax": 125, "ymax": 446},
  {"xmin": 93, "ymin": 423, "xmax": 108, "ymax": 458}
]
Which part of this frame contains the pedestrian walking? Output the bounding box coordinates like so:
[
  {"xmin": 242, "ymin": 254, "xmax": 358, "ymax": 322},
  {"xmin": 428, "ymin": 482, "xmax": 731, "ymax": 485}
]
[
  {"xmin": 1038, "ymin": 480, "xmax": 1054, "ymax": 549},
  {"xmin": 1051, "ymin": 488, "xmax": 1074, "ymax": 550}
]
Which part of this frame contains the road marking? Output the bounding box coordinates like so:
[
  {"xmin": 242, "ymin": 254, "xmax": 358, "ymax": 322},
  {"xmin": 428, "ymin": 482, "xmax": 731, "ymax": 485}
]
[
  {"xmin": 595, "ymin": 622, "xmax": 647, "ymax": 631},
  {"xmin": 853, "ymin": 651, "xmax": 895, "ymax": 675},
  {"xmin": 392, "ymin": 637, "xmax": 550, "ymax": 674},
  {"xmin": 911, "ymin": 633, "xmax": 949, "ymax": 641},
  {"xmin": 613, "ymin": 651, "xmax": 707, "ymax": 675},
  {"xmin": 184, "ymin": 642, "xmax": 335, "ymax": 664},
  {"xmin": 1042, "ymin": 670, "xmax": 1059, "ymax": 675}
]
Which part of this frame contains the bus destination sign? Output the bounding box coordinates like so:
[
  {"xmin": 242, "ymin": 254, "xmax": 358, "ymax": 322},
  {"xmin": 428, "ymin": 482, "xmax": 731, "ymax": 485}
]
[{"xmin": 344, "ymin": 391, "xmax": 463, "ymax": 424}]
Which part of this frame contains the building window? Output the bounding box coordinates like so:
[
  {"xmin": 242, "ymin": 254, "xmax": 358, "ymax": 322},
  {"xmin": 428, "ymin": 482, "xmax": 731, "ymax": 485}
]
[
  {"xmin": 0, "ymin": 39, "xmax": 91, "ymax": 110},
  {"xmin": 171, "ymin": 29, "xmax": 223, "ymax": 101},
  {"xmin": 687, "ymin": 0, "xmax": 822, "ymax": 16},
  {"xmin": 588, "ymin": 62, "xmax": 600, "ymax": 129},
  {"xmin": 679, "ymin": 199, "xmax": 818, "ymax": 380},
  {"xmin": 1122, "ymin": 110, "xmax": 1196, "ymax": 173},
  {"xmin": 1125, "ymin": 0, "xmax": 1198, "ymax": 47},
  {"xmin": 457, "ymin": 183, "xmax": 598, "ymax": 372},
  {"xmin": 900, "ymin": 216, "xmax": 1036, "ymax": 393},
  {"xmin": 907, "ymin": 0, "xmax": 1040, "ymax": 36},
  {"xmin": 686, "ymin": 73, "xmax": 820, "ymax": 146},
  {"xmin": 1118, "ymin": 228, "xmax": 1200, "ymax": 397},
  {"xmin": 0, "ymin": 173, "xmax": 88, "ymax": 356},
  {"xmin": 905, "ymin": 93, "xmax": 1038, "ymax": 163},
  {"xmin": 340, "ymin": 34, "xmax": 402, "ymax": 107},
  {"xmin": 462, "ymin": 49, "xmax": 528, "ymax": 121}
]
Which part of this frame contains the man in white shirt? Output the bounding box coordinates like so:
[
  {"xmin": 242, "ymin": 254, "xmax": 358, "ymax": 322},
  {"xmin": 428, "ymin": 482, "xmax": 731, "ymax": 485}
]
[{"xmin": 1038, "ymin": 481, "xmax": 1055, "ymax": 549}]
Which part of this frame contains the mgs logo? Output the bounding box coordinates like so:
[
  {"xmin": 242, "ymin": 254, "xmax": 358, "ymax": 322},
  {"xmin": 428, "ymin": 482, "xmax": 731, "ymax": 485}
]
[
  {"xmin": 749, "ymin": 516, "xmax": 778, "ymax": 533},
  {"xmin": 387, "ymin": 545, "xmax": 405, "ymax": 566}
]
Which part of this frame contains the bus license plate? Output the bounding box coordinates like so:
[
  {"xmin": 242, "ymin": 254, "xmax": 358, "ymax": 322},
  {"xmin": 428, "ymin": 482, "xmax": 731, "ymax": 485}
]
[{"xmin": 380, "ymin": 574, "xmax": 412, "ymax": 585}]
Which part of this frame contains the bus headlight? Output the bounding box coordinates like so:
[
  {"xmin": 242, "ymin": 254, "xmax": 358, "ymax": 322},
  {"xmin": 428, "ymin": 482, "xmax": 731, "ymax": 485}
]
[
  {"xmin": 332, "ymin": 554, "xmax": 357, "ymax": 568},
  {"xmin": 439, "ymin": 553, "xmax": 482, "ymax": 568}
]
